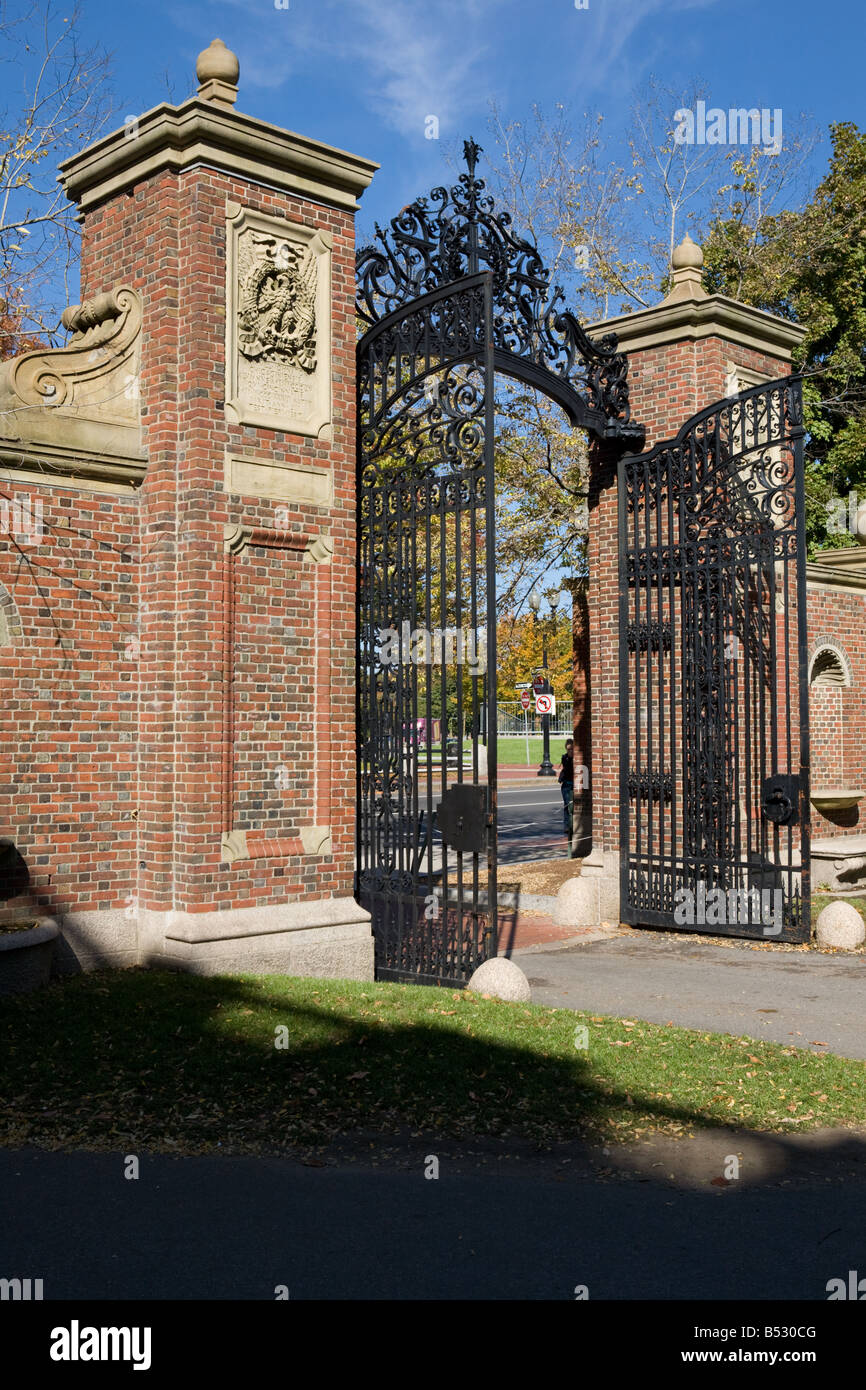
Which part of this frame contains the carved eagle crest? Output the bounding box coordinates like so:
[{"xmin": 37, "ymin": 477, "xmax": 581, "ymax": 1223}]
[{"xmin": 238, "ymin": 234, "xmax": 317, "ymax": 372}]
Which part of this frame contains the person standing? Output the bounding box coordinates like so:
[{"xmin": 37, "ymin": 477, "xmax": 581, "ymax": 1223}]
[{"xmin": 557, "ymin": 738, "xmax": 574, "ymax": 838}]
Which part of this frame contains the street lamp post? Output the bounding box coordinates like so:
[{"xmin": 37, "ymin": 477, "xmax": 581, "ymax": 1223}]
[{"xmin": 529, "ymin": 588, "xmax": 556, "ymax": 777}]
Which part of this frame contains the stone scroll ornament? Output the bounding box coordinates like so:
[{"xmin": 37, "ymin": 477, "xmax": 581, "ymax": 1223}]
[{"xmin": 237, "ymin": 234, "xmax": 317, "ymax": 373}]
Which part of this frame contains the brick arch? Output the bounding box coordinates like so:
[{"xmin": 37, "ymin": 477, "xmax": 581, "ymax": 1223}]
[
  {"xmin": 808, "ymin": 639, "xmax": 852, "ymax": 688},
  {"xmin": 0, "ymin": 584, "xmax": 22, "ymax": 647}
]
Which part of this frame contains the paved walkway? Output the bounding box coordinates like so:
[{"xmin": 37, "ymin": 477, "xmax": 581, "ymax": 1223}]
[
  {"xmin": 513, "ymin": 930, "xmax": 866, "ymax": 1059},
  {"xmin": 3, "ymin": 1141, "xmax": 865, "ymax": 1300}
]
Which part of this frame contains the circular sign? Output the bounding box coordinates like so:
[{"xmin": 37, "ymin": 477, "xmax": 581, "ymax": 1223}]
[
  {"xmin": 532, "ymin": 673, "xmax": 545, "ymax": 694},
  {"xmin": 520, "ymin": 690, "xmax": 531, "ymax": 710}
]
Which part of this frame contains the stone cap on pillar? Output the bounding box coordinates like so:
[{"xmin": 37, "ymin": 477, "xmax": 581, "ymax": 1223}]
[
  {"xmin": 664, "ymin": 233, "xmax": 707, "ymax": 303},
  {"xmin": 195, "ymin": 37, "xmax": 240, "ymax": 109},
  {"xmin": 58, "ymin": 37, "xmax": 378, "ymax": 215},
  {"xmin": 586, "ymin": 233, "xmax": 806, "ymax": 360},
  {"xmin": 806, "ymin": 547, "xmax": 866, "ymax": 592}
]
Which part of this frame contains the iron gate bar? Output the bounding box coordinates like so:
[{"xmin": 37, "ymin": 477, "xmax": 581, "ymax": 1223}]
[
  {"xmin": 618, "ymin": 376, "xmax": 810, "ymax": 941},
  {"xmin": 483, "ymin": 270, "xmax": 498, "ymax": 963}
]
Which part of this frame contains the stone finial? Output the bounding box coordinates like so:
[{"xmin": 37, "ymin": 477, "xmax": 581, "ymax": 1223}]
[
  {"xmin": 196, "ymin": 38, "xmax": 239, "ymax": 109},
  {"xmin": 664, "ymin": 232, "xmax": 707, "ymax": 303}
]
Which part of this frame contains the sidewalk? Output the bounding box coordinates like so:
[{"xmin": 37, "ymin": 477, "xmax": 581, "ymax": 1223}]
[
  {"xmin": 3, "ymin": 1138, "xmax": 866, "ymax": 1302},
  {"xmin": 514, "ymin": 929, "xmax": 866, "ymax": 1060},
  {"xmin": 499, "ymin": 913, "xmax": 611, "ymax": 951}
]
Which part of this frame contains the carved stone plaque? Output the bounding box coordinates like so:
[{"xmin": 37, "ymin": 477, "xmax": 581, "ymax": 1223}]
[{"xmin": 225, "ymin": 204, "xmax": 332, "ymax": 437}]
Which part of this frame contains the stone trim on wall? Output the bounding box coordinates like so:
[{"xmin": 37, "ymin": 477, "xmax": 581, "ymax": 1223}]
[
  {"xmin": 59, "ymin": 97, "xmax": 379, "ymax": 216},
  {"xmin": 219, "ymin": 523, "xmax": 333, "ymax": 864},
  {"xmin": 806, "ymin": 547, "xmax": 866, "ymax": 593},
  {"xmin": 0, "ymin": 583, "xmax": 23, "ymax": 646},
  {"xmin": 224, "ymin": 452, "xmax": 334, "ymax": 506},
  {"xmin": 0, "ymin": 442, "xmax": 145, "ymax": 492},
  {"xmin": 588, "ymin": 293, "xmax": 805, "ymax": 359}
]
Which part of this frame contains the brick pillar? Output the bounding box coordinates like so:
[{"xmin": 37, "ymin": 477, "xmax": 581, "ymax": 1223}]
[
  {"xmin": 58, "ymin": 39, "xmax": 379, "ymax": 975},
  {"xmin": 577, "ymin": 234, "xmax": 806, "ymax": 923},
  {"xmin": 585, "ymin": 441, "xmax": 620, "ymax": 854}
]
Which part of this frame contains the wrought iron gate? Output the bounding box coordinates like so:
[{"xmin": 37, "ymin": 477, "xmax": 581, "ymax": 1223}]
[
  {"xmin": 356, "ymin": 272, "xmax": 498, "ymax": 984},
  {"xmin": 619, "ymin": 377, "xmax": 810, "ymax": 941},
  {"xmin": 355, "ymin": 140, "xmax": 638, "ymax": 985}
]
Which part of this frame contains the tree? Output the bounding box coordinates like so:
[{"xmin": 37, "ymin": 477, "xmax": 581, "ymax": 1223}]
[
  {"xmin": 496, "ymin": 607, "xmax": 573, "ymax": 709},
  {"xmin": 703, "ymin": 122, "xmax": 866, "ymax": 549},
  {"xmin": 0, "ymin": 1, "xmax": 112, "ymax": 358},
  {"xmin": 493, "ymin": 379, "xmax": 588, "ymax": 621},
  {"xmin": 483, "ymin": 83, "xmax": 818, "ymax": 323},
  {"xmin": 477, "ymin": 86, "xmax": 823, "ymax": 601}
]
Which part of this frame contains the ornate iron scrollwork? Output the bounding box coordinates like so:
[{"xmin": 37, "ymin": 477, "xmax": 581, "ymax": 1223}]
[
  {"xmin": 627, "ymin": 621, "xmax": 672, "ymax": 653},
  {"xmin": 627, "ymin": 769, "xmax": 674, "ymax": 803},
  {"xmin": 619, "ymin": 375, "xmax": 810, "ymax": 944},
  {"xmin": 356, "ymin": 139, "xmax": 632, "ymax": 427}
]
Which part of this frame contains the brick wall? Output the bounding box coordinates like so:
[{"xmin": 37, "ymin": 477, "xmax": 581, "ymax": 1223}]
[
  {"xmin": 0, "ymin": 483, "xmax": 138, "ymax": 926},
  {"xmin": 806, "ymin": 587, "xmax": 866, "ymax": 838},
  {"xmin": 1, "ymin": 158, "xmax": 360, "ymax": 939},
  {"xmin": 626, "ymin": 337, "xmax": 791, "ymax": 452}
]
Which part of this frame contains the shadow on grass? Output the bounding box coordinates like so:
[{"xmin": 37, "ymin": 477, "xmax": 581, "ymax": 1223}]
[{"xmin": 2, "ymin": 966, "xmax": 865, "ymax": 1182}]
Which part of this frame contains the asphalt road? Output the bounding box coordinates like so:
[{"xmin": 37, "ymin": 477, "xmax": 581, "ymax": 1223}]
[
  {"xmin": 517, "ymin": 932, "xmax": 866, "ymax": 1060},
  {"xmin": 496, "ymin": 781, "xmax": 567, "ymax": 863},
  {"xmin": 2, "ymin": 1144, "xmax": 865, "ymax": 1300}
]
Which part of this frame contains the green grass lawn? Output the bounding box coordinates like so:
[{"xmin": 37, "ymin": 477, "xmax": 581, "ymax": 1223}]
[
  {"xmin": 497, "ymin": 735, "xmax": 572, "ymax": 765},
  {"xmin": 427, "ymin": 736, "xmax": 570, "ymax": 765},
  {"xmin": 2, "ymin": 968, "xmax": 864, "ymax": 1157}
]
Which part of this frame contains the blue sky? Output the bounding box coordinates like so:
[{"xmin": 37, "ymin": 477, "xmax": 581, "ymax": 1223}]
[{"xmin": 84, "ymin": 0, "xmax": 865, "ymax": 247}]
